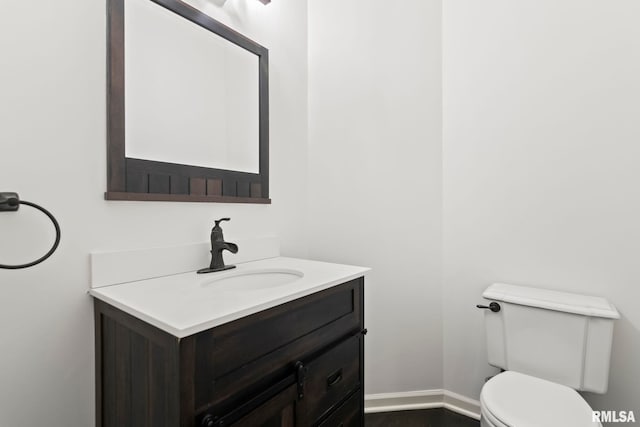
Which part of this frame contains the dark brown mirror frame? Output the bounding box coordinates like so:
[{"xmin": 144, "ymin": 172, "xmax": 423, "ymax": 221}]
[{"xmin": 106, "ymin": 0, "xmax": 270, "ymax": 203}]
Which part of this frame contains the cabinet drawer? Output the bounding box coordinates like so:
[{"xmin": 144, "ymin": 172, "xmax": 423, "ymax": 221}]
[
  {"xmin": 303, "ymin": 334, "xmax": 361, "ymax": 424},
  {"xmin": 194, "ymin": 278, "xmax": 363, "ymax": 410},
  {"xmin": 317, "ymin": 392, "xmax": 361, "ymax": 427}
]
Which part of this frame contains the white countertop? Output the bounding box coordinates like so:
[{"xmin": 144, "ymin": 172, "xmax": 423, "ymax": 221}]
[{"xmin": 89, "ymin": 257, "xmax": 369, "ymax": 338}]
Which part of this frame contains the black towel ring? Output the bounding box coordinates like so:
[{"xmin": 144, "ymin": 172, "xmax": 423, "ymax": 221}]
[{"xmin": 0, "ymin": 194, "xmax": 61, "ymax": 269}]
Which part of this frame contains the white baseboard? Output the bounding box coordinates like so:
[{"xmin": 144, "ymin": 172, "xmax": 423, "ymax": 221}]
[
  {"xmin": 443, "ymin": 390, "xmax": 482, "ymax": 420},
  {"xmin": 365, "ymin": 389, "xmax": 481, "ymax": 421}
]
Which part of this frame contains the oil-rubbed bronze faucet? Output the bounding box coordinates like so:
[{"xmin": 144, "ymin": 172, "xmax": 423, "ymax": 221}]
[{"xmin": 197, "ymin": 218, "xmax": 239, "ymax": 274}]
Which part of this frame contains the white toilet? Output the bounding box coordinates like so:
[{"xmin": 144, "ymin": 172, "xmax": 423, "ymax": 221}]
[{"xmin": 478, "ymin": 283, "xmax": 619, "ymax": 427}]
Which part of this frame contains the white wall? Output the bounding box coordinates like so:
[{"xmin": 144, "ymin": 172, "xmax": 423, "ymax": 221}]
[
  {"xmin": 4, "ymin": 0, "xmax": 638, "ymax": 422},
  {"xmin": 0, "ymin": 0, "xmax": 308, "ymax": 425},
  {"xmin": 308, "ymin": 0, "xmax": 443, "ymax": 394},
  {"xmin": 443, "ymin": 0, "xmax": 640, "ymax": 416}
]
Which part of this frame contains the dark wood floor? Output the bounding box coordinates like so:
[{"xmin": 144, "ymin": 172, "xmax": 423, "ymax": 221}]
[{"xmin": 365, "ymin": 408, "xmax": 480, "ymax": 427}]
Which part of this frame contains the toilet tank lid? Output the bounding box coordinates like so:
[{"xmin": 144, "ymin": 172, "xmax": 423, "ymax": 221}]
[{"xmin": 483, "ymin": 283, "xmax": 620, "ymax": 319}]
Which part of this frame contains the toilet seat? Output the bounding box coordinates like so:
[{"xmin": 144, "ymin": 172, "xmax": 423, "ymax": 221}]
[
  {"xmin": 480, "ymin": 371, "xmax": 601, "ymax": 427},
  {"xmin": 481, "ymin": 403, "xmax": 509, "ymax": 427}
]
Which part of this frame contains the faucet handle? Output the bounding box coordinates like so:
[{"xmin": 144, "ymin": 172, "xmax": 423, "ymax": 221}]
[{"xmin": 214, "ymin": 218, "xmax": 231, "ymax": 226}]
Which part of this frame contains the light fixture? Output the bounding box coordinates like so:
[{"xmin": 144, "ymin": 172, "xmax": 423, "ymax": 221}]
[{"xmin": 258, "ymin": 0, "xmax": 271, "ymax": 4}]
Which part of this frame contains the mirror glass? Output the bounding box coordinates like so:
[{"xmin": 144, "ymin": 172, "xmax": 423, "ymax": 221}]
[{"xmin": 124, "ymin": 0, "xmax": 260, "ymax": 173}]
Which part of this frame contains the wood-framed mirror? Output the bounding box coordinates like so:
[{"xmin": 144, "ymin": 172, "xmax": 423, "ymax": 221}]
[{"xmin": 106, "ymin": 0, "xmax": 270, "ymax": 203}]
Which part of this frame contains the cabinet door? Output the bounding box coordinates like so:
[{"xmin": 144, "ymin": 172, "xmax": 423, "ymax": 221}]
[
  {"xmin": 232, "ymin": 384, "xmax": 297, "ymax": 427},
  {"xmin": 199, "ymin": 382, "xmax": 299, "ymax": 427}
]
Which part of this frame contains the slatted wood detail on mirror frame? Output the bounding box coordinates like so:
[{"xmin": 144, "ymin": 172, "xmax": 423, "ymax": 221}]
[{"xmin": 105, "ymin": 0, "xmax": 270, "ymax": 204}]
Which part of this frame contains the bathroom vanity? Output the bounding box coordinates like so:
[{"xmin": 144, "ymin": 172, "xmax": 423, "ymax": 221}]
[{"xmin": 90, "ymin": 256, "xmax": 368, "ymax": 427}]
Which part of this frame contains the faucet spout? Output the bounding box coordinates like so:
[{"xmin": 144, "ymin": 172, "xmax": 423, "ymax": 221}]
[
  {"xmin": 209, "ymin": 241, "xmax": 238, "ymax": 270},
  {"xmin": 215, "ymin": 241, "xmax": 239, "ymax": 253}
]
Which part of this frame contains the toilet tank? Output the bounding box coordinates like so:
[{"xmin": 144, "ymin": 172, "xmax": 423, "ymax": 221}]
[{"xmin": 481, "ymin": 283, "xmax": 619, "ymax": 393}]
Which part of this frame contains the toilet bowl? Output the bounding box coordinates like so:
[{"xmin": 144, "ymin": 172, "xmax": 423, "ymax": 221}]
[{"xmin": 480, "ymin": 371, "xmax": 600, "ymax": 427}]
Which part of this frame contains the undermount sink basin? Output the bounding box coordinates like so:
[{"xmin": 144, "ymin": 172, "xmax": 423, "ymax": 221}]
[{"xmin": 201, "ymin": 268, "xmax": 304, "ymax": 291}]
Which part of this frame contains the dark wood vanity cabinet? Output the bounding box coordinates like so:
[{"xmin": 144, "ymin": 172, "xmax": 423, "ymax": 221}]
[{"xmin": 94, "ymin": 277, "xmax": 365, "ymax": 427}]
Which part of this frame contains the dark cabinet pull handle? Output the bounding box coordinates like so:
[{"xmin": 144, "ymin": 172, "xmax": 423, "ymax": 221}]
[
  {"xmin": 295, "ymin": 361, "xmax": 306, "ymax": 399},
  {"xmin": 327, "ymin": 368, "xmax": 343, "ymax": 388},
  {"xmin": 476, "ymin": 302, "xmax": 501, "ymax": 312}
]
